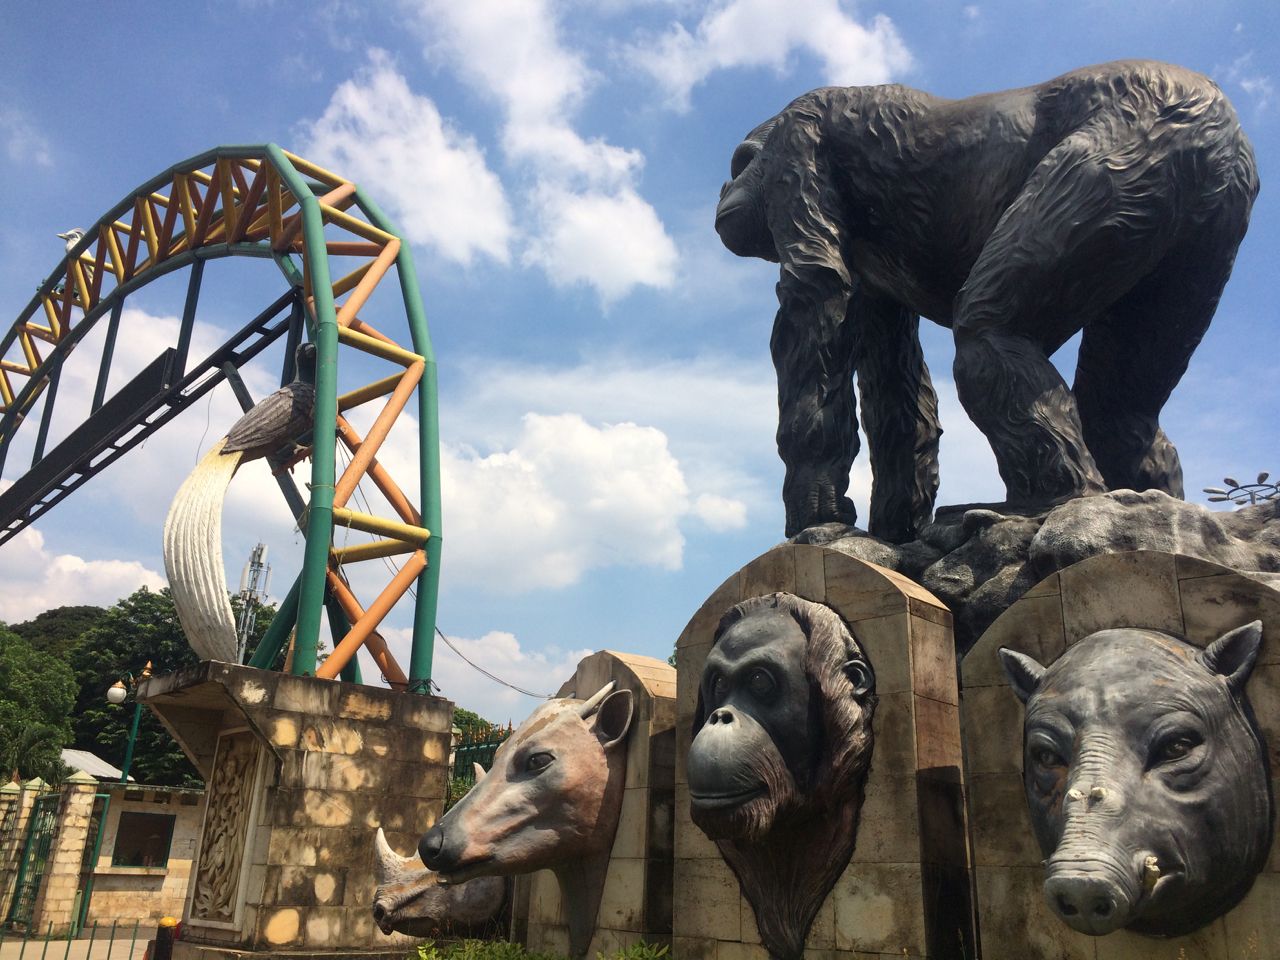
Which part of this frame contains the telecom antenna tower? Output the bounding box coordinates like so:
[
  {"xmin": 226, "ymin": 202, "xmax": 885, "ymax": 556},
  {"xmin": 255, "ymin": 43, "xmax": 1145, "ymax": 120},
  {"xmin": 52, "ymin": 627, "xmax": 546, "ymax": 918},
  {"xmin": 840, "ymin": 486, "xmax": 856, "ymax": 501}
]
[{"xmin": 237, "ymin": 542, "xmax": 272, "ymax": 663}]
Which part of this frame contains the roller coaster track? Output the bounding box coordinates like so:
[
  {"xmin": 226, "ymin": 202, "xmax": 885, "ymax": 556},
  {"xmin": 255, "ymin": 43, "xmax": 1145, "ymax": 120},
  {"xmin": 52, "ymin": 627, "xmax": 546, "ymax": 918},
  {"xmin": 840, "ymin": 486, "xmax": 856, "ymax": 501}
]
[{"xmin": 0, "ymin": 145, "xmax": 442, "ymax": 692}]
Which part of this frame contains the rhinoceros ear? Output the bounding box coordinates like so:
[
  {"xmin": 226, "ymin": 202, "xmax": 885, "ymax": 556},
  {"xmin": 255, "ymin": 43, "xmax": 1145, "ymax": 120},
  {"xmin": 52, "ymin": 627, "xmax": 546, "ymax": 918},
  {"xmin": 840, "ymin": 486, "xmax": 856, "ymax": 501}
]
[
  {"xmin": 589, "ymin": 688, "xmax": 634, "ymax": 751},
  {"xmin": 998, "ymin": 647, "xmax": 1046, "ymax": 704},
  {"xmin": 1199, "ymin": 620, "xmax": 1263, "ymax": 695}
]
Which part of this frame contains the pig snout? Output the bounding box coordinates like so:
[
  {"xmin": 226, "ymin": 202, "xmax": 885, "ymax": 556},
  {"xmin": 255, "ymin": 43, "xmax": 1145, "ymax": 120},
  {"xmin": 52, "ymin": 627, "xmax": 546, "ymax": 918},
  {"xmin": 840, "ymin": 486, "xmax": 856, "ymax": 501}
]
[{"xmin": 1043, "ymin": 860, "xmax": 1137, "ymax": 936}]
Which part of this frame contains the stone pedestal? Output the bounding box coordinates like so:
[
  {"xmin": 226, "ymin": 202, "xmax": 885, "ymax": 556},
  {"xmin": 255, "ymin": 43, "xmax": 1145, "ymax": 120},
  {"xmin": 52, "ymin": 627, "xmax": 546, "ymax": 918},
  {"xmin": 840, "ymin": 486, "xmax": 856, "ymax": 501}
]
[
  {"xmin": 961, "ymin": 551, "xmax": 1280, "ymax": 960},
  {"xmin": 140, "ymin": 662, "xmax": 452, "ymax": 958},
  {"xmin": 673, "ymin": 544, "xmax": 975, "ymax": 960},
  {"xmin": 513, "ymin": 650, "xmax": 676, "ymax": 958}
]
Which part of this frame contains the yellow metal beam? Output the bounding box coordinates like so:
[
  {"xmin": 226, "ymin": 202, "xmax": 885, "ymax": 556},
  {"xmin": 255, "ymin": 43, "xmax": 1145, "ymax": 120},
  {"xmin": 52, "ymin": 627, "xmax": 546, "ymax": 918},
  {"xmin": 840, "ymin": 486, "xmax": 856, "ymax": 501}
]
[
  {"xmin": 336, "ymin": 325, "xmax": 422, "ymax": 367},
  {"xmin": 331, "ymin": 507, "xmax": 430, "ymax": 545},
  {"xmin": 330, "ymin": 539, "xmax": 418, "ymax": 564},
  {"xmin": 336, "ymin": 372, "xmax": 404, "ymax": 411}
]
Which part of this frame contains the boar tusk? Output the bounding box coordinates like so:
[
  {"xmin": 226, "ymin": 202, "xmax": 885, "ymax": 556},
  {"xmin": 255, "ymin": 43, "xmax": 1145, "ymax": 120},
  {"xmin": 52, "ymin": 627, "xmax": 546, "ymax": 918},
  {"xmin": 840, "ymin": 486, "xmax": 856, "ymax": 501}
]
[
  {"xmin": 473, "ymin": 761, "xmax": 487, "ymax": 782},
  {"xmin": 577, "ymin": 680, "xmax": 617, "ymax": 718},
  {"xmin": 374, "ymin": 827, "xmax": 424, "ymax": 886},
  {"xmin": 1143, "ymin": 855, "xmax": 1161, "ymax": 890}
]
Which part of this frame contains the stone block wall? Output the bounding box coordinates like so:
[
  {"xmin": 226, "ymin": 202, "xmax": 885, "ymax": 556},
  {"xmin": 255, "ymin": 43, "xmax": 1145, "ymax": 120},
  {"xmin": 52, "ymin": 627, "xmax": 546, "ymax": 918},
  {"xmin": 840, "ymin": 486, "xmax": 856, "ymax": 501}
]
[
  {"xmin": 141, "ymin": 662, "xmax": 452, "ymax": 957},
  {"xmin": 672, "ymin": 544, "xmax": 975, "ymax": 960},
  {"xmin": 962, "ymin": 551, "xmax": 1280, "ymax": 959},
  {"xmin": 516, "ymin": 650, "xmax": 677, "ymax": 958},
  {"xmin": 83, "ymin": 785, "xmax": 205, "ymax": 925}
]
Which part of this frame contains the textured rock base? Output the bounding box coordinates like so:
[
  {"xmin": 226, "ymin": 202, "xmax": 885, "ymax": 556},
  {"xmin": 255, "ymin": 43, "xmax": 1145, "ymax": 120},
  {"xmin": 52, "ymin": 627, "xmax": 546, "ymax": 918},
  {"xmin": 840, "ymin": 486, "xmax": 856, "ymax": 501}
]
[
  {"xmin": 141, "ymin": 663, "xmax": 452, "ymax": 956},
  {"xmin": 795, "ymin": 490, "xmax": 1280, "ymax": 652}
]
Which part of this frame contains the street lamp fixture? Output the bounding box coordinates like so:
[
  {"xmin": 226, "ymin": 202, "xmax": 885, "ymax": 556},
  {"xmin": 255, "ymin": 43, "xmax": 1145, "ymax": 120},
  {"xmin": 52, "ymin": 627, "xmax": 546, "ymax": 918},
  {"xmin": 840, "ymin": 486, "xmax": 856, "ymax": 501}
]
[{"xmin": 106, "ymin": 661, "xmax": 153, "ymax": 783}]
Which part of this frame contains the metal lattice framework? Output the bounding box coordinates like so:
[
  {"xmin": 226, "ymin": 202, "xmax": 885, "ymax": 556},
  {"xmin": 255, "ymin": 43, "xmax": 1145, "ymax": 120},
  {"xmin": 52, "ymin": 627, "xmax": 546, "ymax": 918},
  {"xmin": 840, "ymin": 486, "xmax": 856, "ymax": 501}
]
[{"xmin": 0, "ymin": 146, "xmax": 442, "ymax": 691}]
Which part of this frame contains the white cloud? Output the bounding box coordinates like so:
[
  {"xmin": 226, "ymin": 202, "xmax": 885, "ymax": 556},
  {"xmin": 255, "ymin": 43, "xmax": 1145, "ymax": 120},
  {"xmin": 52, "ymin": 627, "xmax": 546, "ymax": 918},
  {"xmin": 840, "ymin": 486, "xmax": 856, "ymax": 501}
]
[
  {"xmin": 629, "ymin": 0, "xmax": 913, "ymax": 111},
  {"xmin": 383, "ymin": 626, "xmax": 591, "ymax": 722},
  {"xmin": 1219, "ymin": 52, "xmax": 1273, "ymax": 113},
  {"xmin": 299, "ymin": 50, "xmax": 513, "ymax": 266},
  {"xmin": 0, "ymin": 526, "xmax": 165, "ymax": 622},
  {"xmin": 0, "ymin": 108, "xmax": 52, "ymax": 168},
  {"xmin": 440, "ymin": 412, "xmax": 708, "ymax": 591},
  {"xmin": 694, "ymin": 493, "xmax": 748, "ymax": 531},
  {"xmin": 523, "ymin": 185, "xmax": 678, "ymax": 302},
  {"xmin": 407, "ymin": 0, "xmax": 679, "ymax": 301}
]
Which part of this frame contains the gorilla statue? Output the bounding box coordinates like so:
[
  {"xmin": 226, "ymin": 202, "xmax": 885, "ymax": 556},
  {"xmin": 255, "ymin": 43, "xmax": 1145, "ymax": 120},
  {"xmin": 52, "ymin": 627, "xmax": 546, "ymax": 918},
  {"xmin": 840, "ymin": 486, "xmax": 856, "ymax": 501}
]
[{"xmin": 716, "ymin": 60, "xmax": 1258, "ymax": 541}]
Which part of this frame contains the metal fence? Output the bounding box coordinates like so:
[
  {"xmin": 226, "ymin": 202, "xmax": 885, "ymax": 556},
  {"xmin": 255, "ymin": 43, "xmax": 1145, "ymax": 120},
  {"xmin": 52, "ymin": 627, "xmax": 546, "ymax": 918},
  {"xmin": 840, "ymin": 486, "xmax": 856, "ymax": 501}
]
[
  {"xmin": 446, "ymin": 726, "xmax": 512, "ymax": 810},
  {"xmin": 0, "ymin": 919, "xmax": 144, "ymax": 960}
]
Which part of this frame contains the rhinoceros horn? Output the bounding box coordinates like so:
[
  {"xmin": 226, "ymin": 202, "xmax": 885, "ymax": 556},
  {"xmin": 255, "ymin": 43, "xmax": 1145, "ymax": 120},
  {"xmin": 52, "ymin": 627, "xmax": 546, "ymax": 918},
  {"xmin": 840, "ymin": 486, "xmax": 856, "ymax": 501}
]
[
  {"xmin": 473, "ymin": 762, "xmax": 486, "ymax": 782},
  {"xmin": 375, "ymin": 826, "xmax": 422, "ymax": 886}
]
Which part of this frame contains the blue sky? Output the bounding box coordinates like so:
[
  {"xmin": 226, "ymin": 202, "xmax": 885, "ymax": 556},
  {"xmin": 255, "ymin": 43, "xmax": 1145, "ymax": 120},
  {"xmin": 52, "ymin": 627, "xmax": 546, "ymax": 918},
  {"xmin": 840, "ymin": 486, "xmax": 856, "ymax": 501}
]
[{"xmin": 0, "ymin": 0, "xmax": 1276, "ymax": 721}]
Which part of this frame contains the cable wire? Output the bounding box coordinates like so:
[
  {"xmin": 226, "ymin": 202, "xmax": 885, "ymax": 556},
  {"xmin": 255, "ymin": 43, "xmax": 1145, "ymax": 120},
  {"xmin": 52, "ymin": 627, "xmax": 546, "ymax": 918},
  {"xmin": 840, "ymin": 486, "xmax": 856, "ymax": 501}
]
[{"xmin": 435, "ymin": 626, "xmax": 554, "ymax": 699}]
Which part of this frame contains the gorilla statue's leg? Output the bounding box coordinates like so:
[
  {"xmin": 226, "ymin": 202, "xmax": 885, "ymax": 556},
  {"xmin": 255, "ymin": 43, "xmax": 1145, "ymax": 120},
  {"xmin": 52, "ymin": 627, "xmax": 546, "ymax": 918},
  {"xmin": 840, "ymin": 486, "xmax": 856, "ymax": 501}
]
[
  {"xmin": 1076, "ymin": 216, "xmax": 1249, "ymax": 495},
  {"xmin": 952, "ymin": 128, "xmax": 1179, "ymax": 506},
  {"xmin": 772, "ymin": 278, "xmax": 859, "ymax": 537},
  {"xmin": 853, "ymin": 292, "xmax": 941, "ymax": 543}
]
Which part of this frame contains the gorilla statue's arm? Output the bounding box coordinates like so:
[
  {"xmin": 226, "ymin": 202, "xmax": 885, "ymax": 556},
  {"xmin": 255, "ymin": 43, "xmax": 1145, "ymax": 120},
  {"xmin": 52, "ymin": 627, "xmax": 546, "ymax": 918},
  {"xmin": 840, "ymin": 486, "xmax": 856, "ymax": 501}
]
[{"xmin": 720, "ymin": 93, "xmax": 940, "ymax": 539}]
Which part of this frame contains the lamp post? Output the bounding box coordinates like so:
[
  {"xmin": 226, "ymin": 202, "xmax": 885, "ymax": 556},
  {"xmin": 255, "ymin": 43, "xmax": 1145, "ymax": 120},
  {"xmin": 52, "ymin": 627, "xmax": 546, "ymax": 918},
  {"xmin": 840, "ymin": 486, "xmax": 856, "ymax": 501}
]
[{"xmin": 106, "ymin": 661, "xmax": 153, "ymax": 784}]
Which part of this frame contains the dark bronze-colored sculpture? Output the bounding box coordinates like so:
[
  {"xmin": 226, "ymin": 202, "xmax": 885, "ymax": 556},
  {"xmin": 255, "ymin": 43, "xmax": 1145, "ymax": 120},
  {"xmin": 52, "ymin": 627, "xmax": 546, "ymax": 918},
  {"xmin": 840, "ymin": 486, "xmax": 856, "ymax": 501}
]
[
  {"xmin": 716, "ymin": 60, "xmax": 1258, "ymax": 540},
  {"xmin": 689, "ymin": 594, "xmax": 875, "ymax": 960},
  {"xmin": 999, "ymin": 622, "xmax": 1273, "ymax": 937}
]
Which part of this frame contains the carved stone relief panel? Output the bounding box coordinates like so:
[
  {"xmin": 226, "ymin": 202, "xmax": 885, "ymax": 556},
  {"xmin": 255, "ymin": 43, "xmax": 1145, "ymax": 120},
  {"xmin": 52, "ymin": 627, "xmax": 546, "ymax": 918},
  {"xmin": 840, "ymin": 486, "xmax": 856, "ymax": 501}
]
[{"xmin": 190, "ymin": 729, "xmax": 261, "ymax": 926}]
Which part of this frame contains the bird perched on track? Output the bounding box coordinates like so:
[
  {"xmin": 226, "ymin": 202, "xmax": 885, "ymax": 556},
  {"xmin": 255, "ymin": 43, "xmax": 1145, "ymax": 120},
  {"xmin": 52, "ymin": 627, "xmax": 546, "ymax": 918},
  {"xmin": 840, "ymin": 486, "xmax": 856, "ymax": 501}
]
[
  {"xmin": 51, "ymin": 228, "xmax": 86, "ymax": 297},
  {"xmin": 163, "ymin": 342, "xmax": 317, "ymax": 663},
  {"xmin": 57, "ymin": 227, "xmax": 86, "ymax": 252}
]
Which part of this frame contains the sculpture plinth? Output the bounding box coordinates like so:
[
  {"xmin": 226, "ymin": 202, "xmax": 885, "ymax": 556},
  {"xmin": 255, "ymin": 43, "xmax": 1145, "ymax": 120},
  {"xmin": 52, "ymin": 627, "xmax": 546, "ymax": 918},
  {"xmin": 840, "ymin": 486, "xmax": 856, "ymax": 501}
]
[
  {"xmin": 962, "ymin": 552, "xmax": 1280, "ymax": 958},
  {"xmin": 673, "ymin": 544, "xmax": 975, "ymax": 959},
  {"xmin": 139, "ymin": 662, "xmax": 452, "ymax": 959}
]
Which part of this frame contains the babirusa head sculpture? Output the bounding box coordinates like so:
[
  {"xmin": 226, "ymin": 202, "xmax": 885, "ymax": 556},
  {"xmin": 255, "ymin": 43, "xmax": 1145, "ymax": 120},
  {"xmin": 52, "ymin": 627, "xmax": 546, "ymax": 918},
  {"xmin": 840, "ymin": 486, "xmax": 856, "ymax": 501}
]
[{"xmin": 1000, "ymin": 622, "xmax": 1273, "ymax": 937}]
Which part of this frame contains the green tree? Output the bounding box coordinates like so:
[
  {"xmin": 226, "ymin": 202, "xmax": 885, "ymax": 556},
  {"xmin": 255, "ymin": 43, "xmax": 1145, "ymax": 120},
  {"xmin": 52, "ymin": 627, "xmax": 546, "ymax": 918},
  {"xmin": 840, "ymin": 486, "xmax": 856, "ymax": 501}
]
[
  {"xmin": 451, "ymin": 706, "xmax": 500, "ymax": 739},
  {"xmin": 10, "ymin": 605, "xmax": 106, "ymax": 661},
  {"xmin": 0, "ymin": 627, "xmax": 77, "ymax": 779},
  {"xmin": 68, "ymin": 586, "xmax": 275, "ymax": 787}
]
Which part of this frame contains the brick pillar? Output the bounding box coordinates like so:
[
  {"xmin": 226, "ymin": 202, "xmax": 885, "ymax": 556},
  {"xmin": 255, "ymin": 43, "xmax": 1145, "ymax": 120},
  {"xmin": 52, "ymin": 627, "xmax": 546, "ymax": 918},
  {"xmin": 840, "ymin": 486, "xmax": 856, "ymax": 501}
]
[
  {"xmin": 0, "ymin": 779, "xmax": 44, "ymax": 918},
  {"xmin": 31, "ymin": 771, "xmax": 98, "ymax": 936}
]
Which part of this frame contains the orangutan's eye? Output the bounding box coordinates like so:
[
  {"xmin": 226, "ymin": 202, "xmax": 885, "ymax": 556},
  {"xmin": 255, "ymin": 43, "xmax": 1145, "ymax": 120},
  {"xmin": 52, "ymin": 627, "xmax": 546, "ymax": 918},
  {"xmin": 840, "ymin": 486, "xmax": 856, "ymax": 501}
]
[
  {"xmin": 711, "ymin": 674, "xmax": 728, "ymax": 703},
  {"xmin": 525, "ymin": 752, "xmax": 554, "ymax": 772},
  {"xmin": 746, "ymin": 668, "xmax": 777, "ymax": 700}
]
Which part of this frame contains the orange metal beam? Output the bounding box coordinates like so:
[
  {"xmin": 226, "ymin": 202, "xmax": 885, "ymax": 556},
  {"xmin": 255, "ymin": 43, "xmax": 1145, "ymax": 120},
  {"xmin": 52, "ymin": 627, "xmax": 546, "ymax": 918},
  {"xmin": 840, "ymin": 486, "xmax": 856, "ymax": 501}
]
[
  {"xmin": 334, "ymin": 239, "xmax": 400, "ymax": 329},
  {"xmin": 320, "ymin": 567, "xmax": 413, "ymax": 685},
  {"xmin": 333, "ymin": 361, "xmax": 423, "ymax": 511},
  {"xmin": 335, "ymin": 416, "xmax": 421, "ymax": 525}
]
